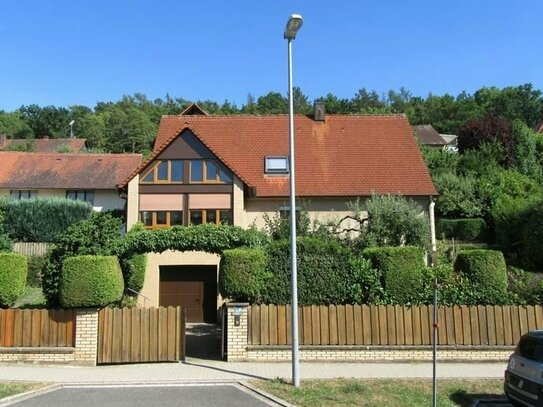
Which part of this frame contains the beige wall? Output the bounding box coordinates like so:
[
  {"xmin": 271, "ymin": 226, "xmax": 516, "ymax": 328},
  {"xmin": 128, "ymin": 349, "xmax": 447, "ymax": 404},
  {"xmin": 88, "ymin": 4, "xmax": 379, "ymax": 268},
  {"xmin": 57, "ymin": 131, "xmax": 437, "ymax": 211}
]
[
  {"xmin": 126, "ymin": 175, "xmax": 140, "ymax": 230},
  {"xmin": 140, "ymin": 250, "xmax": 221, "ymax": 308}
]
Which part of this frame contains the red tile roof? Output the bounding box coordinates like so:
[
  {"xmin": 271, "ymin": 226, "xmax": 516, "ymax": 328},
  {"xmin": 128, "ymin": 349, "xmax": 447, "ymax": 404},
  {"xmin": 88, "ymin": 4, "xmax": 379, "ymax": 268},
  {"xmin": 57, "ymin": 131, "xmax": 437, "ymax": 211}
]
[
  {"xmin": 124, "ymin": 114, "xmax": 437, "ymax": 197},
  {"xmin": 0, "ymin": 152, "xmax": 142, "ymax": 190},
  {"xmin": 0, "ymin": 138, "xmax": 87, "ymax": 153}
]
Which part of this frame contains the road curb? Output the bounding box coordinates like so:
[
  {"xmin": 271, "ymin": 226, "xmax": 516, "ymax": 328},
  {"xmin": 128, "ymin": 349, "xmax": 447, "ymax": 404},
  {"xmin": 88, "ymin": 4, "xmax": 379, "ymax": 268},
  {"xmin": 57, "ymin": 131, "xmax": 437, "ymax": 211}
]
[{"xmin": 0, "ymin": 384, "xmax": 60, "ymax": 407}]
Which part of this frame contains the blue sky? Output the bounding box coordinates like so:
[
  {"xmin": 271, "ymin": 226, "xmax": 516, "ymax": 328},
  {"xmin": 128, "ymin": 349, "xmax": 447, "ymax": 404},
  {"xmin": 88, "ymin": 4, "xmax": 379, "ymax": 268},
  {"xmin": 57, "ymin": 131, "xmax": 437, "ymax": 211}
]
[{"xmin": 1, "ymin": 0, "xmax": 542, "ymax": 111}]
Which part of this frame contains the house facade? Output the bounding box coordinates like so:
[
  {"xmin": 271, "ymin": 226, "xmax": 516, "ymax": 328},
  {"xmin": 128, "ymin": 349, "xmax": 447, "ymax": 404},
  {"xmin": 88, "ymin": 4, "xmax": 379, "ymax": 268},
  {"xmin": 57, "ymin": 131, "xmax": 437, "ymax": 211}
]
[
  {"xmin": 0, "ymin": 152, "xmax": 142, "ymax": 212},
  {"xmin": 121, "ymin": 105, "xmax": 437, "ymax": 322}
]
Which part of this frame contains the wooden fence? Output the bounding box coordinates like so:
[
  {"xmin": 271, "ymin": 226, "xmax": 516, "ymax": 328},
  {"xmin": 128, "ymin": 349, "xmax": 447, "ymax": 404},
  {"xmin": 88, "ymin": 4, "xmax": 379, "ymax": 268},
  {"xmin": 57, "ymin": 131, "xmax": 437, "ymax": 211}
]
[
  {"xmin": 13, "ymin": 242, "xmax": 53, "ymax": 257},
  {"xmin": 0, "ymin": 309, "xmax": 75, "ymax": 347},
  {"xmin": 97, "ymin": 307, "xmax": 185, "ymax": 364},
  {"xmin": 249, "ymin": 304, "xmax": 543, "ymax": 347}
]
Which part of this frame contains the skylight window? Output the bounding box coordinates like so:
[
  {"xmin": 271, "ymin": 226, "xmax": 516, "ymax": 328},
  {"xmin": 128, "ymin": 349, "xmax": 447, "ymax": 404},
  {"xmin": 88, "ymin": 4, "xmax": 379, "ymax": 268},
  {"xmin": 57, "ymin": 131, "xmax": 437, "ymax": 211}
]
[{"xmin": 265, "ymin": 156, "xmax": 289, "ymax": 174}]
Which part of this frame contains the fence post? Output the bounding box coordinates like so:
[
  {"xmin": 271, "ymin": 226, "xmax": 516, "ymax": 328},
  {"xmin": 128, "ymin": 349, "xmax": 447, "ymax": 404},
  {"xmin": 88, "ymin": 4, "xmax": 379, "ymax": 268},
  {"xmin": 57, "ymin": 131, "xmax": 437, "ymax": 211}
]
[
  {"xmin": 225, "ymin": 303, "xmax": 249, "ymax": 361},
  {"xmin": 74, "ymin": 308, "xmax": 99, "ymax": 366}
]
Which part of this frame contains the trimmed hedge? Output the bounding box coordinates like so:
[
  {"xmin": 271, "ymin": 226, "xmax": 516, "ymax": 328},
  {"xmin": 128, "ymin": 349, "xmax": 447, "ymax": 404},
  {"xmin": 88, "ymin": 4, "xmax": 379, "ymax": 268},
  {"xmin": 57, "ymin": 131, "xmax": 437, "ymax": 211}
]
[
  {"xmin": 219, "ymin": 248, "xmax": 270, "ymax": 302},
  {"xmin": 60, "ymin": 255, "xmax": 124, "ymax": 307},
  {"xmin": 261, "ymin": 238, "xmax": 363, "ymax": 305},
  {"xmin": 122, "ymin": 254, "xmax": 147, "ymax": 293},
  {"xmin": 454, "ymin": 249, "xmax": 507, "ymax": 304},
  {"xmin": 437, "ymin": 218, "xmax": 487, "ymax": 241},
  {"xmin": 521, "ymin": 202, "xmax": 543, "ymax": 270},
  {"xmin": 0, "ymin": 253, "xmax": 28, "ymax": 307},
  {"xmin": 363, "ymin": 246, "xmax": 425, "ymax": 304},
  {"xmin": 3, "ymin": 198, "xmax": 93, "ymax": 242}
]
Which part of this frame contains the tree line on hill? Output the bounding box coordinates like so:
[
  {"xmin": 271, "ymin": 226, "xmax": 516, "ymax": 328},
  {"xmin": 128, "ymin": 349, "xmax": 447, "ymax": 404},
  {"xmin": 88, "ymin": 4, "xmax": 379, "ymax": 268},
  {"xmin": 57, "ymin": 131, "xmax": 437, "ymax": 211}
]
[{"xmin": 0, "ymin": 83, "xmax": 542, "ymax": 155}]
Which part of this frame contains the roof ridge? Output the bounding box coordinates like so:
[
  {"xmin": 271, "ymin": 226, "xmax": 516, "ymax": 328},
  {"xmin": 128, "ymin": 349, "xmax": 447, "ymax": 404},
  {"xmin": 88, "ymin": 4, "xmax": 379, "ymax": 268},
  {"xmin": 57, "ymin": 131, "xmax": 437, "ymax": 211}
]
[{"xmin": 160, "ymin": 113, "xmax": 407, "ymax": 119}]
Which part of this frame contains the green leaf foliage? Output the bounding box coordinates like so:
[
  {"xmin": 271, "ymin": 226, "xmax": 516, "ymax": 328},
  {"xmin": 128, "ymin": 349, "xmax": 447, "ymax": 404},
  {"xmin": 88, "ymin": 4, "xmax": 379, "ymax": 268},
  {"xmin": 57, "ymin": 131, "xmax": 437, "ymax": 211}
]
[
  {"xmin": 60, "ymin": 255, "xmax": 124, "ymax": 308},
  {"xmin": 121, "ymin": 254, "xmax": 147, "ymax": 293},
  {"xmin": 261, "ymin": 238, "xmax": 366, "ymax": 305},
  {"xmin": 363, "ymin": 247, "xmax": 425, "ymax": 304},
  {"xmin": 118, "ymin": 224, "xmax": 269, "ymax": 258},
  {"xmin": 359, "ymin": 194, "xmax": 430, "ymax": 249},
  {"xmin": 0, "ymin": 253, "xmax": 28, "ymax": 307},
  {"xmin": 3, "ymin": 198, "xmax": 93, "ymax": 243},
  {"xmin": 219, "ymin": 248, "xmax": 270, "ymax": 303},
  {"xmin": 454, "ymin": 250, "xmax": 507, "ymax": 304},
  {"xmin": 521, "ymin": 201, "xmax": 543, "ymax": 270},
  {"xmin": 42, "ymin": 212, "xmax": 123, "ymax": 306},
  {"xmin": 436, "ymin": 218, "xmax": 487, "ymax": 241}
]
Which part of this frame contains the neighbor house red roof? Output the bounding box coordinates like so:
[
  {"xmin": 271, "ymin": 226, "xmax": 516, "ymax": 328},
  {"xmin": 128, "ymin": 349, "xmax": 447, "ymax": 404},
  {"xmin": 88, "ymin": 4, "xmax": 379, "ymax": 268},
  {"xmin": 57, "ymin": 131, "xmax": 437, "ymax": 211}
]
[
  {"xmin": 0, "ymin": 138, "xmax": 87, "ymax": 153},
  {"xmin": 124, "ymin": 114, "xmax": 437, "ymax": 197},
  {"xmin": 0, "ymin": 152, "xmax": 142, "ymax": 189}
]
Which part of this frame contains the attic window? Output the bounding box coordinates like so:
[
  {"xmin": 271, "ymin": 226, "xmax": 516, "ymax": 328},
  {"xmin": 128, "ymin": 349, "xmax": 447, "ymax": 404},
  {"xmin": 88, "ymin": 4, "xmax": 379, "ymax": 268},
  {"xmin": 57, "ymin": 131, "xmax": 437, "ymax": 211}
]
[{"xmin": 265, "ymin": 156, "xmax": 289, "ymax": 174}]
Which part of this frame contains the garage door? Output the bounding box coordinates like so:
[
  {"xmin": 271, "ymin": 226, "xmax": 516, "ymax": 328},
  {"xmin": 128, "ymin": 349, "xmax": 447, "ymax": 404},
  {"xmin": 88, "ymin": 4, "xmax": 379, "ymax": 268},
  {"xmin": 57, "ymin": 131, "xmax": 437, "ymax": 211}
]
[{"xmin": 160, "ymin": 280, "xmax": 204, "ymax": 322}]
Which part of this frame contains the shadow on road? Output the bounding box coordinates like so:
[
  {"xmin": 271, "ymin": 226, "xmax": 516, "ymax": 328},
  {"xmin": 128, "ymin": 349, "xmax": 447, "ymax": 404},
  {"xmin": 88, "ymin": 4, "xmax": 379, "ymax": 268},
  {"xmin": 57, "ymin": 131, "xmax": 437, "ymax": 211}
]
[{"xmin": 185, "ymin": 323, "xmax": 222, "ymax": 361}]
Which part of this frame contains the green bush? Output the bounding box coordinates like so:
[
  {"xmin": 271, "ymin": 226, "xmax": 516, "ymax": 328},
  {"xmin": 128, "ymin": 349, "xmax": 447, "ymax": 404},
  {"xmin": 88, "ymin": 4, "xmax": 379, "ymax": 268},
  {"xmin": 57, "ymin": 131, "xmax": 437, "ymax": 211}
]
[
  {"xmin": 42, "ymin": 212, "xmax": 123, "ymax": 306},
  {"xmin": 454, "ymin": 249, "xmax": 507, "ymax": 304},
  {"xmin": 122, "ymin": 254, "xmax": 147, "ymax": 293},
  {"xmin": 0, "ymin": 253, "xmax": 28, "ymax": 307},
  {"xmin": 219, "ymin": 248, "xmax": 270, "ymax": 302},
  {"xmin": 0, "ymin": 199, "xmax": 13, "ymax": 252},
  {"xmin": 363, "ymin": 247, "xmax": 425, "ymax": 304},
  {"xmin": 262, "ymin": 238, "xmax": 363, "ymax": 304},
  {"xmin": 437, "ymin": 218, "xmax": 487, "ymax": 241},
  {"xmin": 60, "ymin": 255, "xmax": 124, "ymax": 307},
  {"xmin": 4, "ymin": 198, "xmax": 93, "ymax": 242},
  {"xmin": 521, "ymin": 201, "xmax": 543, "ymax": 270}
]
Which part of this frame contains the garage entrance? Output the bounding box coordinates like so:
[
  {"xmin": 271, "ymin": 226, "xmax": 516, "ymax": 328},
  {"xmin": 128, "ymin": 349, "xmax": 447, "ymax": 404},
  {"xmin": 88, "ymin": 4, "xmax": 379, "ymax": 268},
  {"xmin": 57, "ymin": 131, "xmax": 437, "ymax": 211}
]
[{"xmin": 159, "ymin": 265, "xmax": 217, "ymax": 323}]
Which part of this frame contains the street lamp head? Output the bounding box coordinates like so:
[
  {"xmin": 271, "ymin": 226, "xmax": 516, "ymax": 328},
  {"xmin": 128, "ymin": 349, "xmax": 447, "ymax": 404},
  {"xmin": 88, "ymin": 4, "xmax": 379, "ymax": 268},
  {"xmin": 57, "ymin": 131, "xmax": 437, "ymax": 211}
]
[{"xmin": 284, "ymin": 14, "xmax": 303, "ymax": 40}]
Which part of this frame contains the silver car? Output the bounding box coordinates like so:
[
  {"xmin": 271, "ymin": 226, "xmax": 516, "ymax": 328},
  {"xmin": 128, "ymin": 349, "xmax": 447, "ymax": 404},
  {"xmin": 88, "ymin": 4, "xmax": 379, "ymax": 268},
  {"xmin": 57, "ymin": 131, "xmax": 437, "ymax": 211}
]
[{"xmin": 504, "ymin": 331, "xmax": 543, "ymax": 407}]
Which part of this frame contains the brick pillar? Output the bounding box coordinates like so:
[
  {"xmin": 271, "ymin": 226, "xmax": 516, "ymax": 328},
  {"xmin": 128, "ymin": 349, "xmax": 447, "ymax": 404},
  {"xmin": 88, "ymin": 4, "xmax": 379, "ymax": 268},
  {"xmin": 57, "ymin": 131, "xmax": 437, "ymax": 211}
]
[
  {"xmin": 74, "ymin": 308, "xmax": 99, "ymax": 366},
  {"xmin": 226, "ymin": 303, "xmax": 249, "ymax": 361}
]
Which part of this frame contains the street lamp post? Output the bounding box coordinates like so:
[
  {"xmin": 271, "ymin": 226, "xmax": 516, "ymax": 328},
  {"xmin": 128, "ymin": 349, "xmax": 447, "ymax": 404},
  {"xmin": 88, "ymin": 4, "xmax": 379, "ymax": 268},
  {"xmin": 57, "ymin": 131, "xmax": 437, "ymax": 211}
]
[{"xmin": 284, "ymin": 13, "xmax": 303, "ymax": 388}]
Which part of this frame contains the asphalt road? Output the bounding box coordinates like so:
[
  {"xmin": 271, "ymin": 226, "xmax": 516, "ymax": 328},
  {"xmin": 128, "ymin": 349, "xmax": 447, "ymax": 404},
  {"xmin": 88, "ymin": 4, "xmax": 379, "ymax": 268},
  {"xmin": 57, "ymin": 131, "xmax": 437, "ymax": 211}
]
[{"xmin": 5, "ymin": 385, "xmax": 284, "ymax": 407}]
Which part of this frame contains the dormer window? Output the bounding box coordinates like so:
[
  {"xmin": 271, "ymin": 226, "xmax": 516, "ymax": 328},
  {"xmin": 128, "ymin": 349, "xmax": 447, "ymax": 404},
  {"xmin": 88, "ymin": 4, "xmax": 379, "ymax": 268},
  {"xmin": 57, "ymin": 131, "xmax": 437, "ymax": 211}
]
[{"xmin": 265, "ymin": 156, "xmax": 289, "ymax": 174}]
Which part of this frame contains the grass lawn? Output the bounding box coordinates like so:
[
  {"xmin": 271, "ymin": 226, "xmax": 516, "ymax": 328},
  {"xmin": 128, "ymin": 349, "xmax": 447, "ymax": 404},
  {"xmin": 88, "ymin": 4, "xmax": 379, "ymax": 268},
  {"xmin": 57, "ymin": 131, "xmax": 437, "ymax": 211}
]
[
  {"xmin": 256, "ymin": 378, "xmax": 506, "ymax": 407},
  {"xmin": 12, "ymin": 287, "xmax": 46, "ymax": 308},
  {"xmin": 0, "ymin": 382, "xmax": 46, "ymax": 400}
]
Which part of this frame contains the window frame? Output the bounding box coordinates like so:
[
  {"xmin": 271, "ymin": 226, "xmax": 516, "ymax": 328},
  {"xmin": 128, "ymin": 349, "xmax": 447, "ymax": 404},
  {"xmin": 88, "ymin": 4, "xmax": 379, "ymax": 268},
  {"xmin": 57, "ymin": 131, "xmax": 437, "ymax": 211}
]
[
  {"xmin": 265, "ymin": 156, "xmax": 289, "ymax": 174},
  {"xmin": 140, "ymin": 160, "xmax": 184, "ymax": 184},
  {"xmin": 10, "ymin": 190, "xmax": 38, "ymax": 200},
  {"xmin": 139, "ymin": 210, "xmax": 184, "ymax": 229},
  {"xmin": 66, "ymin": 190, "xmax": 94, "ymax": 205},
  {"xmin": 189, "ymin": 160, "xmax": 233, "ymax": 184},
  {"xmin": 189, "ymin": 209, "xmax": 233, "ymax": 225}
]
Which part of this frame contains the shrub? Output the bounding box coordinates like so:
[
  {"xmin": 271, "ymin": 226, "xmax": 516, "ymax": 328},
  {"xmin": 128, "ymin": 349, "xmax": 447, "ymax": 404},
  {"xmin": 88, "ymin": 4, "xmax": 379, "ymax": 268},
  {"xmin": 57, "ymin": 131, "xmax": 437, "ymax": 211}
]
[
  {"xmin": 454, "ymin": 249, "xmax": 507, "ymax": 304},
  {"xmin": 363, "ymin": 246, "xmax": 425, "ymax": 304},
  {"xmin": 60, "ymin": 255, "xmax": 124, "ymax": 307},
  {"xmin": 42, "ymin": 212, "xmax": 123, "ymax": 306},
  {"xmin": 3, "ymin": 198, "xmax": 93, "ymax": 242},
  {"xmin": 521, "ymin": 201, "xmax": 543, "ymax": 270},
  {"xmin": 437, "ymin": 218, "xmax": 487, "ymax": 241},
  {"xmin": 27, "ymin": 255, "xmax": 45, "ymax": 288},
  {"xmin": 121, "ymin": 254, "xmax": 147, "ymax": 293},
  {"xmin": 219, "ymin": 248, "xmax": 270, "ymax": 302},
  {"xmin": 0, "ymin": 253, "xmax": 28, "ymax": 307},
  {"xmin": 262, "ymin": 238, "xmax": 362, "ymax": 304}
]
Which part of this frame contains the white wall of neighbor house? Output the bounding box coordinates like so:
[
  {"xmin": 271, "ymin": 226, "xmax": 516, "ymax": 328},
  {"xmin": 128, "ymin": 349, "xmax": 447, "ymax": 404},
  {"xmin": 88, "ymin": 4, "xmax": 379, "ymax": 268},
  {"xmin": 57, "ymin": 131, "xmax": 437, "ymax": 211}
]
[
  {"xmin": 93, "ymin": 190, "xmax": 125, "ymax": 211},
  {"xmin": 126, "ymin": 175, "xmax": 140, "ymax": 229}
]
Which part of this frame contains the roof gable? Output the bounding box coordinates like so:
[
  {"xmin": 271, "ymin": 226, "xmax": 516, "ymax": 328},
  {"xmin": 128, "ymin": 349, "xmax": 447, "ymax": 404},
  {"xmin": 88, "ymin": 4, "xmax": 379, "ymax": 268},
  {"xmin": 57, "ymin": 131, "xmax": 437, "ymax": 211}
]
[{"xmin": 124, "ymin": 114, "xmax": 436, "ymax": 197}]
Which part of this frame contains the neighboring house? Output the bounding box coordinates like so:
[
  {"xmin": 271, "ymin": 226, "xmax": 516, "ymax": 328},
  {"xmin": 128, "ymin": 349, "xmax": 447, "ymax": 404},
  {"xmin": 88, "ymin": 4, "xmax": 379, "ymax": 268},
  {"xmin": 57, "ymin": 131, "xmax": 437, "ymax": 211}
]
[
  {"xmin": 535, "ymin": 121, "xmax": 543, "ymax": 133},
  {"xmin": 0, "ymin": 152, "xmax": 141, "ymax": 212},
  {"xmin": 440, "ymin": 134, "xmax": 458, "ymax": 152},
  {"xmin": 0, "ymin": 136, "xmax": 87, "ymax": 153},
  {"xmin": 412, "ymin": 124, "xmax": 447, "ymax": 148},
  {"xmin": 120, "ymin": 104, "xmax": 437, "ymax": 322}
]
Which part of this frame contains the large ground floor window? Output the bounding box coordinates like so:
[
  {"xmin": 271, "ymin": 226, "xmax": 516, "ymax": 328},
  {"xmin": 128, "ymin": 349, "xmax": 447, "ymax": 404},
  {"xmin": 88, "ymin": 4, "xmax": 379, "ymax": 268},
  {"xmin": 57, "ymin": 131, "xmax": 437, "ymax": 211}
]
[
  {"xmin": 140, "ymin": 211, "xmax": 183, "ymax": 229},
  {"xmin": 189, "ymin": 209, "xmax": 233, "ymax": 226}
]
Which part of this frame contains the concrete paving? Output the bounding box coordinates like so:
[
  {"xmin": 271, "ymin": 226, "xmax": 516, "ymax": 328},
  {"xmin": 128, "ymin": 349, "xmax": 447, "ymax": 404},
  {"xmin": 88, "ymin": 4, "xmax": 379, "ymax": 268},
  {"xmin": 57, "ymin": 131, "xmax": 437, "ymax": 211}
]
[{"xmin": 0, "ymin": 358, "xmax": 507, "ymax": 384}]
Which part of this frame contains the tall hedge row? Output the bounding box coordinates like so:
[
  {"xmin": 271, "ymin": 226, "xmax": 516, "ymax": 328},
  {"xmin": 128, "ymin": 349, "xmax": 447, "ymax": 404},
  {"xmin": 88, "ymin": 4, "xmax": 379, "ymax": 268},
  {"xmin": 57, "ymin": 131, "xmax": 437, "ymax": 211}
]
[
  {"xmin": 219, "ymin": 248, "xmax": 270, "ymax": 303},
  {"xmin": 437, "ymin": 218, "xmax": 487, "ymax": 241},
  {"xmin": 363, "ymin": 247, "xmax": 425, "ymax": 304},
  {"xmin": 60, "ymin": 255, "xmax": 124, "ymax": 307},
  {"xmin": 454, "ymin": 249, "xmax": 507, "ymax": 303},
  {"xmin": 0, "ymin": 253, "xmax": 28, "ymax": 307},
  {"xmin": 3, "ymin": 198, "xmax": 93, "ymax": 242}
]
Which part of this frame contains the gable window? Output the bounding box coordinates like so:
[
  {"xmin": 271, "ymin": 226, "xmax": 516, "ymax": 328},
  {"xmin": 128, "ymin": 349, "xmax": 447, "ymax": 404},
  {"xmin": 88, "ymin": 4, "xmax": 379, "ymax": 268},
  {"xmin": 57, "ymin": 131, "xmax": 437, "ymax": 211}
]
[
  {"xmin": 190, "ymin": 209, "xmax": 233, "ymax": 225},
  {"xmin": 67, "ymin": 190, "xmax": 94, "ymax": 205},
  {"xmin": 141, "ymin": 160, "xmax": 184, "ymax": 183},
  {"xmin": 265, "ymin": 156, "xmax": 289, "ymax": 174},
  {"xmin": 10, "ymin": 190, "xmax": 37, "ymax": 200},
  {"xmin": 140, "ymin": 211, "xmax": 183, "ymax": 229},
  {"xmin": 190, "ymin": 160, "xmax": 233, "ymax": 184}
]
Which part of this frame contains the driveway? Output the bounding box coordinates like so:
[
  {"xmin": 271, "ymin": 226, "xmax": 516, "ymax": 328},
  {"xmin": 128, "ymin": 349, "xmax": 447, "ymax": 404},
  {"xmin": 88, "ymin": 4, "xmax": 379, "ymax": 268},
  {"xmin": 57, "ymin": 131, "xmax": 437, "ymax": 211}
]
[{"xmin": 2, "ymin": 384, "xmax": 287, "ymax": 407}]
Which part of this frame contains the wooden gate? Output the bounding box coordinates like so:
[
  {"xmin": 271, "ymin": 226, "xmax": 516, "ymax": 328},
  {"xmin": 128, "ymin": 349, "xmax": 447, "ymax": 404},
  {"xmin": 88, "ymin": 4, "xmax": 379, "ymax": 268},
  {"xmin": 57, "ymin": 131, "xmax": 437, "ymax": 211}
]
[{"xmin": 97, "ymin": 307, "xmax": 185, "ymax": 364}]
